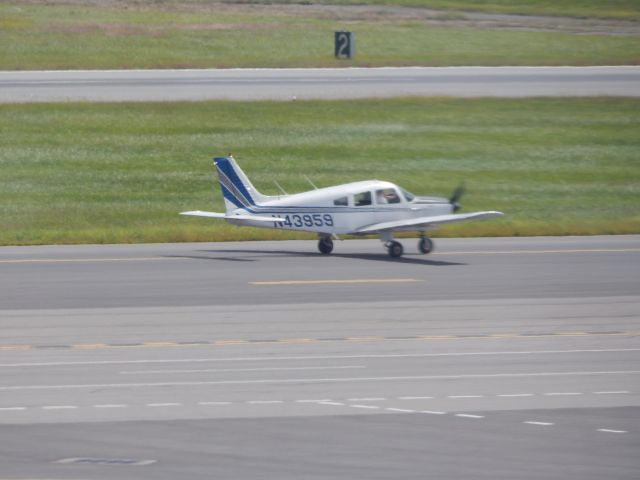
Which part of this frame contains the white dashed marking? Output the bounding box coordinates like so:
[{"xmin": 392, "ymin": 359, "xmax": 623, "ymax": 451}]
[
  {"xmin": 42, "ymin": 405, "xmax": 77, "ymax": 410},
  {"xmin": 94, "ymin": 404, "xmax": 127, "ymax": 409},
  {"xmin": 448, "ymin": 395, "xmax": 484, "ymax": 399},
  {"xmin": 247, "ymin": 400, "xmax": 283, "ymax": 404},
  {"xmin": 147, "ymin": 402, "xmax": 182, "ymax": 407},
  {"xmin": 350, "ymin": 404, "xmax": 380, "ymax": 409},
  {"xmin": 497, "ymin": 393, "xmax": 534, "ymax": 397},
  {"xmin": 524, "ymin": 421, "xmax": 554, "ymax": 426},
  {"xmin": 198, "ymin": 401, "xmax": 232, "ymax": 406},
  {"xmin": 597, "ymin": 429, "xmax": 628, "ymax": 434},
  {"xmin": 0, "ymin": 406, "xmax": 26, "ymax": 411},
  {"xmin": 295, "ymin": 399, "xmax": 332, "ymax": 403},
  {"xmin": 347, "ymin": 397, "xmax": 386, "ymax": 402},
  {"xmin": 543, "ymin": 392, "xmax": 583, "ymax": 396},
  {"xmin": 593, "ymin": 391, "xmax": 630, "ymax": 395},
  {"xmin": 397, "ymin": 396, "xmax": 434, "ymax": 400},
  {"xmin": 421, "ymin": 410, "xmax": 447, "ymax": 415},
  {"xmin": 386, "ymin": 408, "xmax": 416, "ymax": 413},
  {"xmin": 456, "ymin": 413, "xmax": 485, "ymax": 419}
]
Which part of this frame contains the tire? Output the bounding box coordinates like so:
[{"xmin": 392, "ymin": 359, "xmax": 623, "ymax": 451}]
[
  {"xmin": 418, "ymin": 237, "xmax": 434, "ymax": 254},
  {"xmin": 318, "ymin": 237, "xmax": 334, "ymax": 254},
  {"xmin": 388, "ymin": 241, "xmax": 404, "ymax": 258}
]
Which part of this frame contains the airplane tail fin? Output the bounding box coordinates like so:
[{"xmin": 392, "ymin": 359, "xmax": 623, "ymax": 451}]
[{"xmin": 214, "ymin": 156, "xmax": 268, "ymax": 213}]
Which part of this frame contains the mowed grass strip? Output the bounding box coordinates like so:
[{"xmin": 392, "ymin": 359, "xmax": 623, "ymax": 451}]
[
  {"xmin": 1, "ymin": 2, "xmax": 639, "ymax": 70},
  {"xmin": 0, "ymin": 97, "xmax": 639, "ymax": 245}
]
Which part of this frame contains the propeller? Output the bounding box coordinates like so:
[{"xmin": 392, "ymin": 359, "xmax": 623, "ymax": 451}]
[{"xmin": 449, "ymin": 183, "xmax": 465, "ymax": 212}]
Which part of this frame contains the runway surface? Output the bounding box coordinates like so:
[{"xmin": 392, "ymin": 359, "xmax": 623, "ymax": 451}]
[
  {"xmin": 1, "ymin": 236, "xmax": 639, "ymax": 479},
  {"xmin": 1, "ymin": 66, "xmax": 639, "ymax": 102}
]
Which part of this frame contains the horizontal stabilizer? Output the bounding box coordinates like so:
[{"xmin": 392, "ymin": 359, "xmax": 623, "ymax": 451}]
[
  {"xmin": 180, "ymin": 210, "xmax": 278, "ymax": 223},
  {"xmin": 356, "ymin": 211, "xmax": 504, "ymax": 234}
]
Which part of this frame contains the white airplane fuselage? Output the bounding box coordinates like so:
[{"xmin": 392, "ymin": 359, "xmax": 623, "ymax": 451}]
[{"xmin": 229, "ymin": 180, "xmax": 452, "ymax": 235}]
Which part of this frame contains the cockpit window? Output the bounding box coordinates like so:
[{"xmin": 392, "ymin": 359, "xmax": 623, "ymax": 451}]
[
  {"xmin": 353, "ymin": 191, "xmax": 372, "ymax": 206},
  {"xmin": 333, "ymin": 196, "xmax": 348, "ymax": 206},
  {"xmin": 376, "ymin": 188, "xmax": 401, "ymax": 204},
  {"xmin": 401, "ymin": 188, "xmax": 415, "ymax": 202}
]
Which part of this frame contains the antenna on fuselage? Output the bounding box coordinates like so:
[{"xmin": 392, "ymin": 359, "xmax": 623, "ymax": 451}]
[
  {"xmin": 273, "ymin": 180, "xmax": 288, "ymax": 196},
  {"xmin": 303, "ymin": 175, "xmax": 319, "ymax": 190}
]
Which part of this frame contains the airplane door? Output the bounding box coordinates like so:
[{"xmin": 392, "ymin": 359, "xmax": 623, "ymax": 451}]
[{"xmin": 374, "ymin": 187, "xmax": 405, "ymax": 223}]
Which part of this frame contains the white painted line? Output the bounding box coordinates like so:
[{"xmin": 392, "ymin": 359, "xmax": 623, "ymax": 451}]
[
  {"xmin": 597, "ymin": 429, "xmax": 628, "ymax": 434},
  {"xmin": 456, "ymin": 414, "xmax": 485, "ymax": 419},
  {"xmin": 121, "ymin": 365, "xmax": 365, "ymax": 375},
  {"xmin": 0, "ymin": 406, "xmax": 26, "ymax": 411},
  {"xmin": 42, "ymin": 405, "xmax": 77, "ymax": 410},
  {"xmin": 198, "ymin": 401, "xmax": 232, "ymax": 406},
  {"xmin": 317, "ymin": 401, "xmax": 345, "ymax": 406},
  {"xmin": 347, "ymin": 397, "xmax": 387, "ymax": 402},
  {"xmin": 524, "ymin": 421, "xmax": 554, "ymax": 426},
  {"xmin": 398, "ymin": 396, "xmax": 434, "ymax": 400},
  {"xmin": 543, "ymin": 392, "xmax": 583, "ymax": 396},
  {"xmin": 246, "ymin": 400, "xmax": 284, "ymax": 404},
  {"xmin": 350, "ymin": 404, "xmax": 380, "ymax": 409},
  {"xmin": 4, "ymin": 348, "xmax": 639, "ymax": 368},
  {"xmin": 386, "ymin": 408, "xmax": 416, "ymax": 413},
  {"xmin": 295, "ymin": 399, "xmax": 332, "ymax": 403},
  {"xmin": 94, "ymin": 404, "xmax": 128, "ymax": 409},
  {"xmin": 4, "ymin": 370, "xmax": 638, "ymax": 391},
  {"xmin": 421, "ymin": 410, "xmax": 447, "ymax": 415},
  {"xmin": 448, "ymin": 395, "xmax": 485, "ymax": 399},
  {"xmin": 147, "ymin": 402, "xmax": 182, "ymax": 407},
  {"xmin": 593, "ymin": 390, "xmax": 630, "ymax": 395},
  {"xmin": 497, "ymin": 393, "xmax": 534, "ymax": 397}
]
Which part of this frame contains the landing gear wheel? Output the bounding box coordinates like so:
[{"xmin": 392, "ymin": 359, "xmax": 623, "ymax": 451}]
[
  {"xmin": 418, "ymin": 236, "xmax": 434, "ymax": 254},
  {"xmin": 318, "ymin": 237, "xmax": 334, "ymax": 255},
  {"xmin": 387, "ymin": 241, "xmax": 404, "ymax": 258}
]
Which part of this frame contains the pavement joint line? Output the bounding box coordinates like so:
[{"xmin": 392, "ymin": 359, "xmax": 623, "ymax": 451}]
[
  {"xmin": 2, "ymin": 249, "xmax": 638, "ymax": 265},
  {"xmin": 4, "ymin": 332, "xmax": 639, "ymax": 352},
  {"xmin": 146, "ymin": 403, "xmax": 182, "ymax": 407},
  {"xmin": 249, "ymin": 278, "xmax": 423, "ymax": 286},
  {"xmin": 93, "ymin": 404, "xmax": 128, "ymax": 408},
  {"xmin": 198, "ymin": 401, "xmax": 232, "ymax": 406}
]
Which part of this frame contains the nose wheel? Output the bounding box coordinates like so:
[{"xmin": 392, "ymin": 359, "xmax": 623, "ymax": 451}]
[
  {"xmin": 318, "ymin": 237, "xmax": 334, "ymax": 254},
  {"xmin": 418, "ymin": 236, "xmax": 434, "ymax": 254}
]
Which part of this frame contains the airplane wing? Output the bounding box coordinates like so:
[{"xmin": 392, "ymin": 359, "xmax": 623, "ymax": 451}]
[
  {"xmin": 355, "ymin": 211, "xmax": 504, "ymax": 234},
  {"xmin": 180, "ymin": 210, "xmax": 280, "ymax": 223}
]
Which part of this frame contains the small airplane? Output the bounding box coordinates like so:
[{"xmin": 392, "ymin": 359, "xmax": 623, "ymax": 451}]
[{"xmin": 181, "ymin": 156, "xmax": 503, "ymax": 258}]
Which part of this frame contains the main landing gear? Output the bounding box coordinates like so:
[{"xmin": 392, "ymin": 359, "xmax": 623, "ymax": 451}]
[
  {"xmin": 382, "ymin": 233, "xmax": 434, "ymax": 258},
  {"xmin": 318, "ymin": 236, "xmax": 334, "ymax": 254}
]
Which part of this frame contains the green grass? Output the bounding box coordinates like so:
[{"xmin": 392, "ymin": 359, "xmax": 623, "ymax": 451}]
[
  {"xmin": 286, "ymin": 0, "xmax": 640, "ymax": 21},
  {"xmin": 0, "ymin": 98, "xmax": 639, "ymax": 245},
  {"xmin": 1, "ymin": 2, "xmax": 639, "ymax": 70}
]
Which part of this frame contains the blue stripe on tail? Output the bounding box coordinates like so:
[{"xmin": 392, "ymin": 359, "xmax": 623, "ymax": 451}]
[{"xmin": 214, "ymin": 157, "xmax": 255, "ymax": 208}]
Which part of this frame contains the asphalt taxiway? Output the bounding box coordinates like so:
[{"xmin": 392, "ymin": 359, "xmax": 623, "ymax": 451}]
[
  {"xmin": 1, "ymin": 236, "xmax": 639, "ymax": 479},
  {"xmin": 1, "ymin": 66, "xmax": 639, "ymax": 102}
]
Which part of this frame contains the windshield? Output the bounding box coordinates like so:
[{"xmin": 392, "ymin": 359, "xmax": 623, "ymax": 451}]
[{"xmin": 401, "ymin": 188, "xmax": 415, "ymax": 202}]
